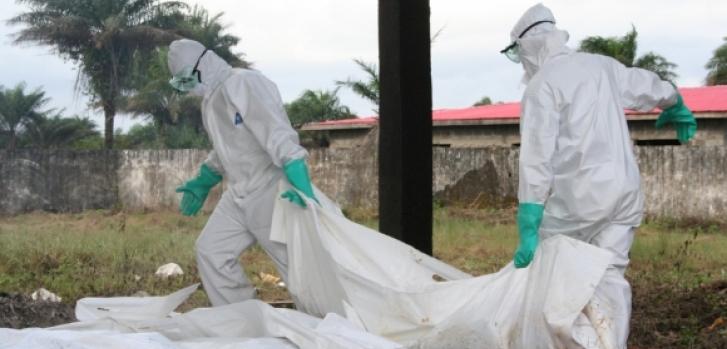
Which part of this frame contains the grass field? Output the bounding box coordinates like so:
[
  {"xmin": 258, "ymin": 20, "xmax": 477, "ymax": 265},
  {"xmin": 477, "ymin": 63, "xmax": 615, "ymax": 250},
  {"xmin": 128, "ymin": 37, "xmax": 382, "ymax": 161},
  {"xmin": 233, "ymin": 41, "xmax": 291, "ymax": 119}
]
[{"xmin": 0, "ymin": 207, "xmax": 725, "ymax": 348}]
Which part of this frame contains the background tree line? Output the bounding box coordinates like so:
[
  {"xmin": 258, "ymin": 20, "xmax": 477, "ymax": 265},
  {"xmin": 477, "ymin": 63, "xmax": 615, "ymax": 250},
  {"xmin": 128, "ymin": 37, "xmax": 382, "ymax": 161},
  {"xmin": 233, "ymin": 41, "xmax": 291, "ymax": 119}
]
[{"xmin": 3, "ymin": 3, "xmax": 727, "ymax": 151}]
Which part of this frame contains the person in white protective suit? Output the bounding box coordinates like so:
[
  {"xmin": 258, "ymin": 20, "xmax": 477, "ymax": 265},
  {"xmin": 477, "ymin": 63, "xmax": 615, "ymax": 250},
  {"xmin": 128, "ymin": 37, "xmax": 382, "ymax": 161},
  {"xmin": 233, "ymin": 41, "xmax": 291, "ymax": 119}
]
[
  {"xmin": 501, "ymin": 4, "xmax": 697, "ymax": 348},
  {"xmin": 167, "ymin": 39, "xmax": 319, "ymax": 306}
]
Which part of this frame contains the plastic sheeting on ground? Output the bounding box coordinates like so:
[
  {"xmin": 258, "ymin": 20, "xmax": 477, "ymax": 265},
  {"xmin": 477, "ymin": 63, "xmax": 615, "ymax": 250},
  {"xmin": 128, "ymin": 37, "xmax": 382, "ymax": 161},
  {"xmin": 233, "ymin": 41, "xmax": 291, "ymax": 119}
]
[
  {"xmin": 271, "ymin": 183, "xmax": 617, "ymax": 348},
  {"xmin": 1, "ymin": 297, "xmax": 402, "ymax": 349}
]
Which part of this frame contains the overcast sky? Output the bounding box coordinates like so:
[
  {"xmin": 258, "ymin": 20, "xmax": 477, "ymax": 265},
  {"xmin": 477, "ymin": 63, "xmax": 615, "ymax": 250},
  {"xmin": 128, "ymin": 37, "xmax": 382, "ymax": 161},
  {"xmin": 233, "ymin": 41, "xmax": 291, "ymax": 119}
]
[{"xmin": 2, "ymin": 0, "xmax": 726, "ymax": 131}]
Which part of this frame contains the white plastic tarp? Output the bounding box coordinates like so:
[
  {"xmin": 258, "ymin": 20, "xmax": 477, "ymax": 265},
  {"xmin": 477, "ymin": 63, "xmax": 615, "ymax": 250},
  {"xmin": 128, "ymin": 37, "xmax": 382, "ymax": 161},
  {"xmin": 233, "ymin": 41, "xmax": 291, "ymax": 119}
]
[
  {"xmin": 1, "ymin": 298, "xmax": 401, "ymax": 349},
  {"xmin": 271, "ymin": 183, "xmax": 617, "ymax": 348}
]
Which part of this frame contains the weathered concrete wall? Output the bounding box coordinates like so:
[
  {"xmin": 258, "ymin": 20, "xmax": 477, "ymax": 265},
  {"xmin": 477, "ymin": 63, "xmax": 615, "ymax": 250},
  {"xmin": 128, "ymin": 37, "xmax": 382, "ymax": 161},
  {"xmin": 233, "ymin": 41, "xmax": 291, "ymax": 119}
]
[
  {"xmin": 310, "ymin": 145, "xmax": 727, "ymax": 223},
  {"xmin": 432, "ymin": 147, "xmax": 519, "ymax": 208},
  {"xmin": 308, "ymin": 131, "xmax": 379, "ymax": 209},
  {"xmin": 1, "ymin": 146, "xmax": 726, "ymax": 223},
  {"xmin": 117, "ymin": 150, "xmax": 224, "ymax": 212},
  {"xmin": 636, "ymin": 146, "xmax": 727, "ymax": 222},
  {"xmin": 0, "ymin": 150, "xmax": 118, "ymax": 214}
]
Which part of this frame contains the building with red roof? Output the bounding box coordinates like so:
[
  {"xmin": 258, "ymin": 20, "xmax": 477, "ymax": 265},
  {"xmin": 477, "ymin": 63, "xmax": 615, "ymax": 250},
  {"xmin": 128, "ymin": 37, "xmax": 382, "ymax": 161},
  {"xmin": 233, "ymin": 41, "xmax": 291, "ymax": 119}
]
[{"xmin": 302, "ymin": 86, "xmax": 727, "ymax": 148}]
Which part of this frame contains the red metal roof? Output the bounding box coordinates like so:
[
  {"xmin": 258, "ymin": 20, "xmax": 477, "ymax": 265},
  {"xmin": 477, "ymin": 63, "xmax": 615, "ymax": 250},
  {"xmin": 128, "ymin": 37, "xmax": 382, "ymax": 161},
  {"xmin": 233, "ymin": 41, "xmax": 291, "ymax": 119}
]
[
  {"xmin": 674, "ymin": 86, "xmax": 727, "ymax": 113},
  {"xmin": 306, "ymin": 86, "xmax": 727, "ymax": 128}
]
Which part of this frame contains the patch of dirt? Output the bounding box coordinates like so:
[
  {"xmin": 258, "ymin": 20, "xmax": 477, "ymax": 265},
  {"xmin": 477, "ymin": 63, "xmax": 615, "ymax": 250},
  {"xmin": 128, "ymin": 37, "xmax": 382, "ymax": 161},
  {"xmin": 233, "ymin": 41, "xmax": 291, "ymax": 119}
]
[
  {"xmin": 629, "ymin": 280, "xmax": 727, "ymax": 349},
  {"xmin": 0, "ymin": 292, "xmax": 76, "ymax": 328}
]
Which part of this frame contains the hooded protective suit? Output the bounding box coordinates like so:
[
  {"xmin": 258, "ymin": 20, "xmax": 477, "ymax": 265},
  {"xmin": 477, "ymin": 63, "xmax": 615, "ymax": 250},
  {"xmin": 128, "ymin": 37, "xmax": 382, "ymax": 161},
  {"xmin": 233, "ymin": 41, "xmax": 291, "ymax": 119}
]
[
  {"xmin": 507, "ymin": 4, "xmax": 680, "ymax": 349},
  {"xmin": 168, "ymin": 39, "xmax": 307, "ymax": 306}
]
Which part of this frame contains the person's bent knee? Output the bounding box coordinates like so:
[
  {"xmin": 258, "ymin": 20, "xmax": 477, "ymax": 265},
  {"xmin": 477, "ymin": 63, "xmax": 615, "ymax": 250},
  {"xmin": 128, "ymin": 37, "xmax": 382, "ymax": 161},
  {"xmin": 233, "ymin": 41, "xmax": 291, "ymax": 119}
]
[{"xmin": 195, "ymin": 233, "xmax": 216, "ymax": 262}]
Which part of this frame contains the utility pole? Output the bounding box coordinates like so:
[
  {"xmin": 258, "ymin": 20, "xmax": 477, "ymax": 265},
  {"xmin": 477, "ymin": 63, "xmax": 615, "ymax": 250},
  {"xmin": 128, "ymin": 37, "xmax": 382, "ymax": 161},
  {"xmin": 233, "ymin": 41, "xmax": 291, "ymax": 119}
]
[{"xmin": 378, "ymin": 0, "xmax": 433, "ymax": 255}]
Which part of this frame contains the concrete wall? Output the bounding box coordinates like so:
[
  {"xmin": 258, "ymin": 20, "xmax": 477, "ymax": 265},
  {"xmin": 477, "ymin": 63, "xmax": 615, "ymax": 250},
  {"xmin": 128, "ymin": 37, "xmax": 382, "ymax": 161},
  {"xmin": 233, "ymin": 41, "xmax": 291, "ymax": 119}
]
[
  {"xmin": 117, "ymin": 150, "xmax": 225, "ymax": 212},
  {"xmin": 0, "ymin": 150, "xmax": 118, "ymax": 214},
  {"xmin": 1, "ymin": 146, "xmax": 725, "ymax": 223},
  {"xmin": 636, "ymin": 146, "xmax": 727, "ymax": 222}
]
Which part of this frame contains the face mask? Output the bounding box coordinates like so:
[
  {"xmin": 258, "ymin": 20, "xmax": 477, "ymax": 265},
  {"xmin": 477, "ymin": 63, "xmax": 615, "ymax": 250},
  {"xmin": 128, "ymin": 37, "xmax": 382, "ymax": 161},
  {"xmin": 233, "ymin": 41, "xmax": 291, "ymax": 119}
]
[
  {"xmin": 169, "ymin": 49, "xmax": 209, "ymax": 92},
  {"xmin": 500, "ymin": 20, "xmax": 554, "ymax": 64}
]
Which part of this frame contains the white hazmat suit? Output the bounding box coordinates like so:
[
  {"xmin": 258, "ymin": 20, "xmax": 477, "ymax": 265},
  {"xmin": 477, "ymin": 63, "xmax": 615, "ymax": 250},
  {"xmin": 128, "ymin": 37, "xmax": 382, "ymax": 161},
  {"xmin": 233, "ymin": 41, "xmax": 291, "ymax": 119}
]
[
  {"xmin": 508, "ymin": 4, "xmax": 679, "ymax": 348},
  {"xmin": 168, "ymin": 39, "xmax": 307, "ymax": 306}
]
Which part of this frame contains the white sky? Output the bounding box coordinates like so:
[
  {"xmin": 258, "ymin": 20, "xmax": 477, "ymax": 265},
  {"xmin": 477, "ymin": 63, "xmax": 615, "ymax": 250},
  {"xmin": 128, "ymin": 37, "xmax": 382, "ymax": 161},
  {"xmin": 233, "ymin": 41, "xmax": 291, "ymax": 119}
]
[{"xmin": 2, "ymin": 0, "xmax": 726, "ymax": 131}]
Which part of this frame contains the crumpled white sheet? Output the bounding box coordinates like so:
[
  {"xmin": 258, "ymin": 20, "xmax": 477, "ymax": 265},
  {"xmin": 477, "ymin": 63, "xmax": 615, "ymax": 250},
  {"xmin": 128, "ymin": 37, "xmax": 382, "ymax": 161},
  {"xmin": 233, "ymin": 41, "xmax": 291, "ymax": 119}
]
[
  {"xmin": 1, "ymin": 298, "xmax": 401, "ymax": 349},
  {"xmin": 271, "ymin": 183, "xmax": 617, "ymax": 348}
]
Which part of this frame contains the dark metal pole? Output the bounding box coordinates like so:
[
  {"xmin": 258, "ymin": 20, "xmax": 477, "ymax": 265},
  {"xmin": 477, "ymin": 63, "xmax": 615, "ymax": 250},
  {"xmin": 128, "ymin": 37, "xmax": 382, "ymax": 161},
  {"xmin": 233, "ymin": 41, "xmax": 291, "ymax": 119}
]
[{"xmin": 378, "ymin": 0, "xmax": 433, "ymax": 255}]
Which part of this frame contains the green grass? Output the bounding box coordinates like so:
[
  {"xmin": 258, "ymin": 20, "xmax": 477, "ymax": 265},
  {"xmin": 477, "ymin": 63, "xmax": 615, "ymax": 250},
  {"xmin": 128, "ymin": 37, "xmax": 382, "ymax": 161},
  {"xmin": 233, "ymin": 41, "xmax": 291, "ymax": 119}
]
[
  {"xmin": 0, "ymin": 207, "xmax": 725, "ymax": 347},
  {"xmin": 1, "ymin": 209, "xmax": 725, "ymax": 302},
  {"xmin": 0, "ymin": 210, "xmax": 287, "ymax": 309}
]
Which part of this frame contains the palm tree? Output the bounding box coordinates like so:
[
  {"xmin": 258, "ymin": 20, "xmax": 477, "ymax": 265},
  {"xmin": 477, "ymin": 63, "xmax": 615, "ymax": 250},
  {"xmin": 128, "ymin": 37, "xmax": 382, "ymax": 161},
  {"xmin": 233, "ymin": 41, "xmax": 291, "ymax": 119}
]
[
  {"xmin": 706, "ymin": 37, "xmax": 727, "ymax": 86},
  {"xmin": 0, "ymin": 83, "xmax": 49, "ymax": 151},
  {"xmin": 23, "ymin": 114, "xmax": 99, "ymax": 149},
  {"xmin": 579, "ymin": 26, "xmax": 678, "ymax": 82},
  {"xmin": 9, "ymin": 0, "xmax": 187, "ymax": 149},
  {"xmin": 336, "ymin": 59, "xmax": 380, "ymax": 112},
  {"xmin": 285, "ymin": 89, "xmax": 354, "ymax": 128}
]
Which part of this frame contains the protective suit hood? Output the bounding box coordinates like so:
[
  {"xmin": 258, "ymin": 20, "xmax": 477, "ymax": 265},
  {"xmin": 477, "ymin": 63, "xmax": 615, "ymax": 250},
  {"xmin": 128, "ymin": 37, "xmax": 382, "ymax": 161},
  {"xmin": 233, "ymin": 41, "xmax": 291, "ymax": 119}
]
[
  {"xmin": 518, "ymin": 28, "xmax": 572, "ymax": 83},
  {"xmin": 509, "ymin": 3, "xmax": 555, "ymax": 43},
  {"xmin": 506, "ymin": 3, "xmax": 570, "ymax": 83},
  {"xmin": 168, "ymin": 39, "xmax": 232, "ymax": 97}
]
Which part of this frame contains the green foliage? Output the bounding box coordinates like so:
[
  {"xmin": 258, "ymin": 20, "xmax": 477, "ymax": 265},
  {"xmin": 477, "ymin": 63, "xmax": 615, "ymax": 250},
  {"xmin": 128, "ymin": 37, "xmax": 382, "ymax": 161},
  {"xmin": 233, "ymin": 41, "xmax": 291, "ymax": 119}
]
[
  {"xmin": 163, "ymin": 123, "xmax": 210, "ymax": 148},
  {"xmin": 0, "ymin": 82, "xmax": 103, "ymax": 150},
  {"xmin": 0, "ymin": 83, "xmax": 49, "ymax": 151},
  {"xmin": 706, "ymin": 37, "xmax": 727, "ymax": 86},
  {"xmin": 10, "ymin": 0, "xmax": 188, "ymax": 148},
  {"xmin": 634, "ymin": 52, "xmax": 678, "ymax": 82},
  {"xmin": 579, "ymin": 26, "xmax": 678, "ymax": 82},
  {"xmin": 336, "ymin": 59, "xmax": 380, "ymax": 112},
  {"xmin": 285, "ymin": 89, "xmax": 353, "ymax": 128},
  {"xmin": 473, "ymin": 96, "xmax": 492, "ymax": 107},
  {"xmin": 580, "ymin": 26, "xmax": 638, "ymax": 67},
  {"xmin": 113, "ymin": 122, "xmax": 210, "ymax": 150},
  {"xmin": 22, "ymin": 114, "xmax": 100, "ymax": 149},
  {"xmin": 114, "ymin": 123, "xmax": 159, "ymax": 149}
]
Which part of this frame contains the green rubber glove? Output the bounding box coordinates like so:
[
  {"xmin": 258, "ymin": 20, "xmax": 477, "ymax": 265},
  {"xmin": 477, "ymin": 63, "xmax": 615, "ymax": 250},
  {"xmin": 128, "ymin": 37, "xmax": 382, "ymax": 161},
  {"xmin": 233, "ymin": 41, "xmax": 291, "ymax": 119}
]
[
  {"xmin": 176, "ymin": 164, "xmax": 222, "ymax": 216},
  {"xmin": 281, "ymin": 158, "xmax": 318, "ymax": 208},
  {"xmin": 513, "ymin": 203, "xmax": 545, "ymax": 268},
  {"xmin": 656, "ymin": 93, "xmax": 697, "ymax": 144}
]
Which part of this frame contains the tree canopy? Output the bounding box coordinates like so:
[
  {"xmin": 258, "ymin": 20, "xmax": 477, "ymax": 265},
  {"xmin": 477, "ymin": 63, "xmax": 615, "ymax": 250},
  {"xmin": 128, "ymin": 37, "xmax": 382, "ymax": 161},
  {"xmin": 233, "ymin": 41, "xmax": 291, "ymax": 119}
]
[
  {"xmin": 579, "ymin": 26, "xmax": 678, "ymax": 82},
  {"xmin": 285, "ymin": 89, "xmax": 354, "ymax": 128},
  {"xmin": 473, "ymin": 96, "xmax": 492, "ymax": 107},
  {"xmin": 10, "ymin": 0, "xmax": 187, "ymax": 148},
  {"xmin": 706, "ymin": 37, "xmax": 727, "ymax": 86},
  {"xmin": 0, "ymin": 83, "xmax": 49, "ymax": 151}
]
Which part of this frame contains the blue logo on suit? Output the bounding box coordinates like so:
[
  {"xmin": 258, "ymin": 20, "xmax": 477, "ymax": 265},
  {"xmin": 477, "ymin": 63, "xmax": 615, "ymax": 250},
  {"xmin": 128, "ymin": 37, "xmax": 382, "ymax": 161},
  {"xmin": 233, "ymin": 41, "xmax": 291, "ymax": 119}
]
[{"xmin": 234, "ymin": 112, "xmax": 243, "ymax": 126}]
